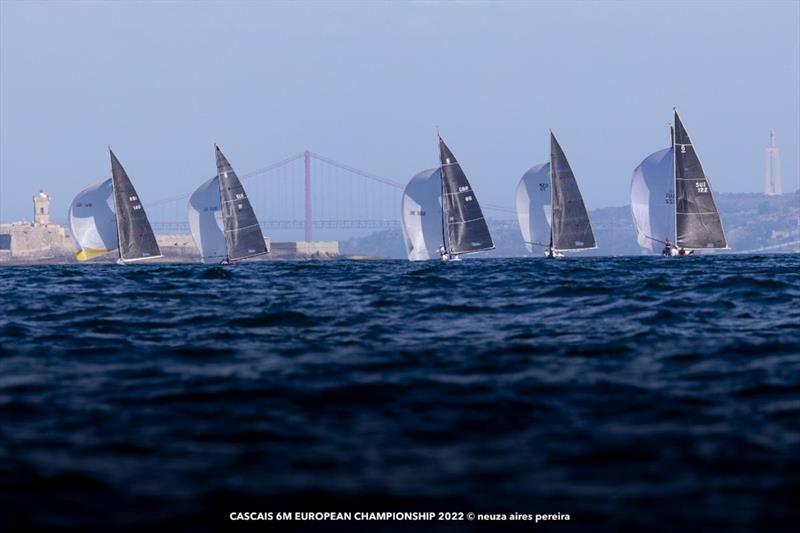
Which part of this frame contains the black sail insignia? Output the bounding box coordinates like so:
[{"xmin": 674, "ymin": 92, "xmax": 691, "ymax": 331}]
[
  {"xmin": 549, "ymin": 133, "xmax": 596, "ymax": 251},
  {"xmin": 438, "ymin": 137, "xmax": 494, "ymax": 255},
  {"xmin": 673, "ymin": 110, "xmax": 727, "ymax": 249},
  {"xmin": 215, "ymin": 145, "xmax": 268, "ymax": 261},
  {"xmin": 109, "ymin": 150, "xmax": 162, "ymax": 262}
]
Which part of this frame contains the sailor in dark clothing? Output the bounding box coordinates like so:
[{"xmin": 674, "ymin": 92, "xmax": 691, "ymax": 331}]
[{"xmin": 662, "ymin": 239, "xmax": 673, "ymax": 256}]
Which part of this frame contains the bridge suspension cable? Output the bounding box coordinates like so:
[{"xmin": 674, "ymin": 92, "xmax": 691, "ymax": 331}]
[{"xmin": 147, "ymin": 151, "xmax": 517, "ymax": 237}]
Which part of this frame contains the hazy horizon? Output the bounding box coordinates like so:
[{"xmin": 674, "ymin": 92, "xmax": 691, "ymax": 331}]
[{"xmin": 1, "ymin": 0, "xmax": 798, "ymax": 226}]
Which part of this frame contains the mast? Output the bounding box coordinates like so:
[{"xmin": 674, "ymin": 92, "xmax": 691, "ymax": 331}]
[
  {"xmin": 438, "ymin": 133, "xmax": 447, "ymax": 254},
  {"xmin": 671, "ymin": 113, "xmax": 677, "ymax": 245},
  {"xmin": 548, "ymin": 131, "xmax": 554, "ymax": 253},
  {"xmin": 109, "ymin": 148, "xmax": 123, "ymax": 262},
  {"xmin": 216, "ymin": 144, "xmax": 230, "ymax": 264}
]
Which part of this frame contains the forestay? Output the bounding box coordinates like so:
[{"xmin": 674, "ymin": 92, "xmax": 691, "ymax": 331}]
[
  {"xmin": 69, "ymin": 178, "xmax": 119, "ymax": 261},
  {"xmin": 673, "ymin": 111, "xmax": 727, "ymax": 249},
  {"xmin": 215, "ymin": 146, "xmax": 267, "ymax": 261},
  {"xmin": 110, "ymin": 150, "xmax": 162, "ymax": 262},
  {"xmin": 438, "ymin": 137, "xmax": 494, "ymax": 255},
  {"xmin": 549, "ymin": 133, "xmax": 596, "ymax": 251},
  {"xmin": 630, "ymin": 147, "xmax": 675, "ymax": 253},
  {"xmin": 515, "ymin": 162, "xmax": 552, "ymax": 253},
  {"xmin": 401, "ymin": 168, "xmax": 442, "ymax": 261},
  {"xmin": 187, "ymin": 176, "xmax": 227, "ymax": 263}
]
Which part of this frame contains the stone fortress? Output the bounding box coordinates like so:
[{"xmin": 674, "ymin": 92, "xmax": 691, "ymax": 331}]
[
  {"xmin": 0, "ymin": 191, "xmax": 75, "ymax": 262},
  {"xmin": 0, "ymin": 190, "xmax": 339, "ymax": 264}
]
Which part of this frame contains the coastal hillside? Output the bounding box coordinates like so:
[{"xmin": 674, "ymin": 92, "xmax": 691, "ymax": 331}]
[{"xmin": 341, "ymin": 190, "xmax": 800, "ymax": 258}]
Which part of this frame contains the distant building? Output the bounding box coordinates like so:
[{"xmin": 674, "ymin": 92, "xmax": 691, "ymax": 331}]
[
  {"xmin": 0, "ymin": 189, "xmax": 74, "ymax": 262},
  {"xmin": 764, "ymin": 130, "xmax": 782, "ymax": 196},
  {"xmin": 33, "ymin": 190, "xmax": 51, "ymax": 225}
]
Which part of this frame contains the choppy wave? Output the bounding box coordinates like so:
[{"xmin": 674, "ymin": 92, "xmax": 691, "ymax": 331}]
[{"xmin": 1, "ymin": 255, "xmax": 798, "ymax": 530}]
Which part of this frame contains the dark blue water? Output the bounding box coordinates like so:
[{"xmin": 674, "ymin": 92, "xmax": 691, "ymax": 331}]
[{"xmin": 1, "ymin": 256, "xmax": 798, "ymax": 531}]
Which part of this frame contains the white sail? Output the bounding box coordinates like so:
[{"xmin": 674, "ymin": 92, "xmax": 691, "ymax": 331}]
[
  {"xmin": 630, "ymin": 147, "xmax": 675, "ymax": 253},
  {"xmin": 187, "ymin": 176, "xmax": 227, "ymax": 263},
  {"xmin": 68, "ymin": 178, "xmax": 119, "ymax": 261},
  {"xmin": 515, "ymin": 162, "xmax": 552, "ymax": 253},
  {"xmin": 401, "ymin": 168, "xmax": 442, "ymax": 261}
]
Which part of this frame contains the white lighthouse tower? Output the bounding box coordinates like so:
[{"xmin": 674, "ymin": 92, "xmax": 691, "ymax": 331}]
[
  {"xmin": 33, "ymin": 190, "xmax": 51, "ymax": 225},
  {"xmin": 764, "ymin": 129, "xmax": 782, "ymax": 196}
]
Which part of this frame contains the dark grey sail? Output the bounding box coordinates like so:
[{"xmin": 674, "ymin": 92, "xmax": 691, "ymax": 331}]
[
  {"xmin": 438, "ymin": 137, "xmax": 494, "ymax": 255},
  {"xmin": 215, "ymin": 145, "xmax": 267, "ymax": 261},
  {"xmin": 549, "ymin": 133, "xmax": 596, "ymax": 251},
  {"xmin": 673, "ymin": 110, "xmax": 727, "ymax": 249},
  {"xmin": 109, "ymin": 150, "xmax": 162, "ymax": 262}
]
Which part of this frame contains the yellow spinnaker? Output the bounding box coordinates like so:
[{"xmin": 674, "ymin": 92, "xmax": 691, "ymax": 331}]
[{"xmin": 76, "ymin": 248, "xmax": 113, "ymax": 261}]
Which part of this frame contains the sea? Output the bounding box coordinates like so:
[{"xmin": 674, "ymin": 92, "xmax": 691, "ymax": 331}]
[{"xmin": 1, "ymin": 255, "xmax": 798, "ymax": 531}]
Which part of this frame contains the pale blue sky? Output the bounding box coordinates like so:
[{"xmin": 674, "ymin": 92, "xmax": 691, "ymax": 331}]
[{"xmin": 1, "ymin": 0, "xmax": 798, "ymax": 225}]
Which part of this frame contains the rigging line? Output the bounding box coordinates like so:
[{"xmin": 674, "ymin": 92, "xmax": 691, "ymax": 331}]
[
  {"xmin": 644, "ymin": 235, "xmax": 676, "ymax": 247},
  {"xmin": 483, "ymin": 203, "xmax": 516, "ymax": 214},
  {"xmin": 149, "ymin": 191, "xmax": 193, "ymax": 207},
  {"xmin": 309, "ymin": 152, "xmax": 405, "ymax": 189}
]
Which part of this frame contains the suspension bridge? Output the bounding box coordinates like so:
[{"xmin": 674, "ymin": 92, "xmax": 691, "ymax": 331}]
[{"xmin": 147, "ymin": 151, "xmax": 516, "ymax": 242}]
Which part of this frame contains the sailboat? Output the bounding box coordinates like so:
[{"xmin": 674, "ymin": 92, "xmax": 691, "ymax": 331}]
[
  {"xmin": 401, "ymin": 135, "xmax": 494, "ymax": 261},
  {"xmin": 69, "ymin": 149, "xmax": 162, "ymax": 263},
  {"xmin": 630, "ymin": 109, "xmax": 727, "ymax": 256},
  {"xmin": 515, "ymin": 132, "xmax": 596, "ymax": 257},
  {"xmin": 187, "ymin": 145, "xmax": 268, "ymax": 264}
]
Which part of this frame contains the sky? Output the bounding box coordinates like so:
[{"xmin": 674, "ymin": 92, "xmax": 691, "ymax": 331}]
[{"xmin": 1, "ymin": 0, "xmax": 798, "ymax": 226}]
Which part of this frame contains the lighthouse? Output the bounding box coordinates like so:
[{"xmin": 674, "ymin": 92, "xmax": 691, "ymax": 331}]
[{"xmin": 33, "ymin": 190, "xmax": 51, "ymax": 225}]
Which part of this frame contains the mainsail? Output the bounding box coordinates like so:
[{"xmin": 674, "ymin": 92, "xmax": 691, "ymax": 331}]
[
  {"xmin": 673, "ymin": 110, "xmax": 727, "ymax": 249},
  {"xmin": 515, "ymin": 162, "xmax": 552, "ymax": 252},
  {"xmin": 187, "ymin": 176, "xmax": 227, "ymax": 263},
  {"xmin": 401, "ymin": 168, "xmax": 442, "ymax": 261},
  {"xmin": 549, "ymin": 133, "xmax": 596, "ymax": 251},
  {"xmin": 215, "ymin": 145, "xmax": 267, "ymax": 261},
  {"xmin": 630, "ymin": 147, "xmax": 675, "ymax": 253},
  {"xmin": 110, "ymin": 150, "xmax": 162, "ymax": 262},
  {"xmin": 69, "ymin": 178, "xmax": 119, "ymax": 261},
  {"xmin": 438, "ymin": 137, "xmax": 494, "ymax": 255}
]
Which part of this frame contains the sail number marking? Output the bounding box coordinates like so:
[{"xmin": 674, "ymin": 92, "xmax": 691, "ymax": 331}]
[
  {"xmin": 539, "ymin": 183, "xmax": 549, "ymax": 192},
  {"xmin": 127, "ymin": 195, "xmax": 143, "ymax": 210},
  {"xmin": 458, "ymin": 186, "xmax": 470, "ymax": 192},
  {"xmin": 695, "ymin": 182, "xmax": 708, "ymax": 193}
]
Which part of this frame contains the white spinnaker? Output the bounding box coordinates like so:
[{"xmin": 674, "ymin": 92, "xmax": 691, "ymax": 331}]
[
  {"xmin": 401, "ymin": 168, "xmax": 442, "ymax": 261},
  {"xmin": 630, "ymin": 147, "xmax": 675, "ymax": 253},
  {"xmin": 515, "ymin": 162, "xmax": 552, "ymax": 253},
  {"xmin": 68, "ymin": 178, "xmax": 118, "ymax": 260},
  {"xmin": 187, "ymin": 176, "xmax": 227, "ymax": 263}
]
